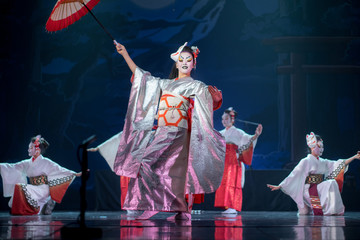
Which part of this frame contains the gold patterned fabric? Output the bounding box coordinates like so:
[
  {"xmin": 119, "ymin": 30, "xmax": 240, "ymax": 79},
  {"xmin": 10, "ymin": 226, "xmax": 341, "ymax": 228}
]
[
  {"xmin": 29, "ymin": 175, "xmax": 48, "ymax": 185},
  {"xmin": 305, "ymin": 174, "xmax": 324, "ymax": 184}
]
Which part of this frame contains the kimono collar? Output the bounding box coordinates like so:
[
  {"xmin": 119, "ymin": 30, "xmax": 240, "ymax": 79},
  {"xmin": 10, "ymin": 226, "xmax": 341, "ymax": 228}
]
[
  {"xmin": 175, "ymin": 76, "xmax": 193, "ymax": 82},
  {"xmin": 225, "ymin": 125, "xmax": 235, "ymax": 131},
  {"xmin": 32, "ymin": 155, "xmax": 42, "ymax": 162},
  {"xmin": 308, "ymin": 154, "xmax": 319, "ymax": 160}
]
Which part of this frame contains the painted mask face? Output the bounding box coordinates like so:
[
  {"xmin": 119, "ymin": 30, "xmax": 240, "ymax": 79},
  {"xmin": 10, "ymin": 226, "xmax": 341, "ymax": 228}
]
[
  {"xmin": 312, "ymin": 140, "xmax": 324, "ymax": 157},
  {"xmin": 222, "ymin": 113, "xmax": 233, "ymax": 128},
  {"xmin": 28, "ymin": 142, "xmax": 37, "ymax": 157},
  {"xmin": 176, "ymin": 52, "xmax": 194, "ymax": 76}
]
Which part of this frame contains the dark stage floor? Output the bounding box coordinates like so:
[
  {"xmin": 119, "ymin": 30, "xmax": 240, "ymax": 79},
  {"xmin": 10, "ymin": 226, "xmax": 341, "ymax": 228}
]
[{"xmin": 1, "ymin": 211, "xmax": 360, "ymax": 239}]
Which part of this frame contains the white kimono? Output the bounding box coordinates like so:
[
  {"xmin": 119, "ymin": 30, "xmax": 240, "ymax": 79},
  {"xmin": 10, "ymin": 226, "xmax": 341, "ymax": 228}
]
[
  {"xmin": 0, "ymin": 155, "xmax": 76, "ymax": 215},
  {"xmin": 279, "ymin": 154, "xmax": 347, "ymax": 215}
]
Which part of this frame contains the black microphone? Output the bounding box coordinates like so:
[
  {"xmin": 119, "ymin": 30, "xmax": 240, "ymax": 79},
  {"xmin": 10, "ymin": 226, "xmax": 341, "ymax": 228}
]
[{"xmin": 81, "ymin": 135, "xmax": 97, "ymax": 147}]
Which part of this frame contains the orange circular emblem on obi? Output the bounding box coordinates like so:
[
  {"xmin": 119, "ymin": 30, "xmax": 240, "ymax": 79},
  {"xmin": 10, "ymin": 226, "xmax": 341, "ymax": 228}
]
[{"xmin": 158, "ymin": 93, "xmax": 189, "ymax": 129}]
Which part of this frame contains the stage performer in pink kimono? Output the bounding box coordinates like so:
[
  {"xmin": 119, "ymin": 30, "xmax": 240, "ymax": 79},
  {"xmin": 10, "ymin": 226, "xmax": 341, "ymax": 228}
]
[
  {"xmin": 214, "ymin": 107, "xmax": 263, "ymax": 214},
  {"xmin": 87, "ymin": 85, "xmax": 221, "ymax": 215},
  {"xmin": 88, "ymin": 86, "xmax": 222, "ymax": 215},
  {"xmin": 267, "ymin": 132, "xmax": 360, "ymax": 215},
  {"xmin": 0, "ymin": 135, "xmax": 81, "ymax": 215},
  {"xmin": 113, "ymin": 41, "xmax": 226, "ymax": 220}
]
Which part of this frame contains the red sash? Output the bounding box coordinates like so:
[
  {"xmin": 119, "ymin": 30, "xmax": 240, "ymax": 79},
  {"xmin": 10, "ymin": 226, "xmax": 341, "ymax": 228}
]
[{"xmin": 308, "ymin": 184, "xmax": 323, "ymax": 215}]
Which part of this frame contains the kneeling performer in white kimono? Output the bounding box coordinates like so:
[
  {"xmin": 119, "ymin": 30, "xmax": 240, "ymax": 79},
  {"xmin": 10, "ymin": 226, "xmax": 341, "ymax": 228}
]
[
  {"xmin": 0, "ymin": 135, "xmax": 82, "ymax": 215},
  {"xmin": 267, "ymin": 132, "xmax": 360, "ymax": 215}
]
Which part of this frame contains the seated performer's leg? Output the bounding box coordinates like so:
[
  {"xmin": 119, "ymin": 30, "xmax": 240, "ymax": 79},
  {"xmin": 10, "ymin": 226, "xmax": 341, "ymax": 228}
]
[
  {"xmin": 317, "ymin": 180, "xmax": 345, "ymax": 215},
  {"xmin": 11, "ymin": 184, "xmax": 50, "ymax": 215},
  {"xmin": 297, "ymin": 203, "xmax": 311, "ymax": 216},
  {"xmin": 41, "ymin": 198, "xmax": 56, "ymax": 215}
]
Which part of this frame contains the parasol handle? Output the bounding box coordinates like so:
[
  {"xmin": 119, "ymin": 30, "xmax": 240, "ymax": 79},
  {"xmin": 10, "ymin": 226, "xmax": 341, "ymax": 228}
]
[{"xmin": 82, "ymin": 3, "xmax": 116, "ymax": 42}]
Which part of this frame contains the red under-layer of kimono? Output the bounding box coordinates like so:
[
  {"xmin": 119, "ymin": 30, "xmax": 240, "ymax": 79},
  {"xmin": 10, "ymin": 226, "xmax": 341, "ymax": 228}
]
[
  {"xmin": 214, "ymin": 143, "xmax": 253, "ymax": 211},
  {"xmin": 120, "ymin": 176, "xmax": 130, "ymax": 208},
  {"xmin": 11, "ymin": 180, "xmax": 73, "ymax": 215}
]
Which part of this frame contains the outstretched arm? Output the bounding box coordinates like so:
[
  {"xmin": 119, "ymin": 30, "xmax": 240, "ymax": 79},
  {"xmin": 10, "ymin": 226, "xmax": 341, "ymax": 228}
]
[
  {"xmin": 87, "ymin": 147, "xmax": 99, "ymax": 152},
  {"xmin": 75, "ymin": 169, "xmax": 90, "ymax": 177},
  {"xmin": 344, "ymin": 151, "xmax": 360, "ymax": 166},
  {"xmin": 114, "ymin": 41, "xmax": 137, "ymax": 75},
  {"xmin": 267, "ymin": 184, "xmax": 281, "ymax": 191}
]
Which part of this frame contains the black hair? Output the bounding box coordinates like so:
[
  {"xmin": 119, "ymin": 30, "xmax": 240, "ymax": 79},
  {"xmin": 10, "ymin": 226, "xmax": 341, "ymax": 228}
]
[
  {"xmin": 224, "ymin": 107, "xmax": 238, "ymax": 119},
  {"xmin": 31, "ymin": 136, "xmax": 50, "ymax": 154},
  {"xmin": 168, "ymin": 46, "xmax": 195, "ymax": 79}
]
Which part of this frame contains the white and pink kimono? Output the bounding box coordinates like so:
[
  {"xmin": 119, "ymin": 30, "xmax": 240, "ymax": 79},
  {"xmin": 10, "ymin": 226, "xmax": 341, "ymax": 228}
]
[
  {"xmin": 0, "ymin": 155, "xmax": 76, "ymax": 215},
  {"xmin": 279, "ymin": 154, "xmax": 347, "ymax": 215},
  {"xmin": 113, "ymin": 67, "xmax": 226, "ymax": 212}
]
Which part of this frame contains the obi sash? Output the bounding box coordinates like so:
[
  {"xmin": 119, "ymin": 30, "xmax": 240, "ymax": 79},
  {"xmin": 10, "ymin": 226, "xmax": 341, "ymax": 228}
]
[
  {"xmin": 29, "ymin": 175, "xmax": 48, "ymax": 185},
  {"xmin": 157, "ymin": 90, "xmax": 190, "ymax": 129}
]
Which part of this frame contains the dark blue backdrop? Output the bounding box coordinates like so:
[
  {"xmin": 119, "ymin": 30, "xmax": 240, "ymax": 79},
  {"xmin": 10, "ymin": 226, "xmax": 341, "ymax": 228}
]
[{"xmin": 1, "ymin": 0, "xmax": 360, "ymax": 210}]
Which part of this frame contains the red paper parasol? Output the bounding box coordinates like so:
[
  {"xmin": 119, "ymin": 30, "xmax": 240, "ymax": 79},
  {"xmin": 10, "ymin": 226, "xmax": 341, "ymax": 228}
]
[{"xmin": 46, "ymin": 0, "xmax": 116, "ymax": 42}]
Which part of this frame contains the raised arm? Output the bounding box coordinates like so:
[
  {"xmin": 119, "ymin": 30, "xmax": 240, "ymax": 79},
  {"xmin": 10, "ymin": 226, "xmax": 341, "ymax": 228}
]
[
  {"xmin": 114, "ymin": 41, "xmax": 137, "ymax": 75},
  {"xmin": 344, "ymin": 151, "xmax": 360, "ymax": 166}
]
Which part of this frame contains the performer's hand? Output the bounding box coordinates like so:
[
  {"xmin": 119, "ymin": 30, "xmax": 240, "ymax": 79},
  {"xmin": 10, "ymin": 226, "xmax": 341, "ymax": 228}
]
[
  {"xmin": 87, "ymin": 147, "xmax": 99, "ymax": 152},
  {"xmin": 267, "ymin": 184, "xmax": 280, "ymax": 191},
  {"xmin": 208, "ymin": 86, "xmax": 222, "ymax": 102},
  {"xmin": 355, "ymin": 151, "xmax": 360, "ymax": 160},
  {"xmin": 113, "ymin": 41, "xmax": 137, "ymax": 74},
  {"xmin": 114, "ymin": 42, "xmax": 128, "ymax": 57},
  {"xmin": 255, "ymin": 124, "xmax": 263, "ymax": 137},
  {"xmin": 75, "ymin": 169, "xmax": 90, "ymax": 177},
  {"xmin": 208, "ymin": 86, "xmax": 222, "ymax": 110}
]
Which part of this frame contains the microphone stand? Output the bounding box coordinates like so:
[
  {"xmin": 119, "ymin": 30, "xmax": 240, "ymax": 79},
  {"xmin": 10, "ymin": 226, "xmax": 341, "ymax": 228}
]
[{"xmin": 61, "ymin": 135, "xmax": 102, "ymax": 239}]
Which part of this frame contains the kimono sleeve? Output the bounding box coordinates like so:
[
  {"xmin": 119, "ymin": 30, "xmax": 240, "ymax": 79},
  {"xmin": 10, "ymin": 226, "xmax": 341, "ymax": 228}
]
[
  {"xmin": 235, "ymin": 128, "xmax": 257, "ymax": 149},
  {"xmin": 44, "ymin": 158, "xmax": 76, "ymax": 203},
  {"xmin": 279, "ymin": 157, "xmax": 310, "ymax": 208},
  {"xmin": 0, "ymin": 160, "xmax": 29, "ymax": 197},
  {"xmin": 324, "ymin": 158, "xmax": 347, "ymax": 192},
  {"xmin": 97, "ymin": 132, "xmax": 122, "ymax": 171},
  {"xmin": 234, "ymin": 128, "xmax": 256, "ymax": 166},
  {"xmin": 324, "ymin": 158, "xmax": 348, "ymax": 176},
  {"xmin": 114, "ymin": 67, "xmax": 171, "ymax": 177},
  {"xmin": 187, "ymin": 82, "xmax": 226, "ymax": 194}
]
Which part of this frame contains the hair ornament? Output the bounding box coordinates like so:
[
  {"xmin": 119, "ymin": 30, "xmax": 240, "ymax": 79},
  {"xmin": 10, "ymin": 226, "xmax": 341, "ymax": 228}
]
[
  {"xmin": 34, "ymin": 135, "xmax": 41, "ymax": 149},
  {"xmin": 191, "ymin": 46, "xmax": 200, "ymax": 59},
  {"xmin": 225, "ymin": 107, "xmax": 237, "ymax": 122}
]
